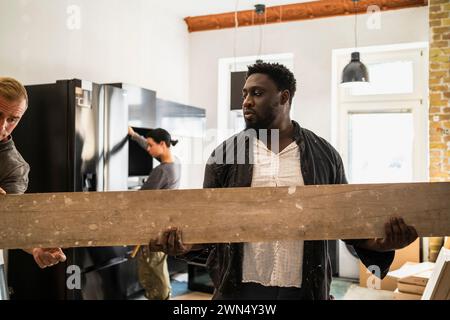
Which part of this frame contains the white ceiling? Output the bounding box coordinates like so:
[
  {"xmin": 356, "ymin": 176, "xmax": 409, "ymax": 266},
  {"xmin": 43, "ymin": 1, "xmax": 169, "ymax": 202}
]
[{"xmin": 155, "ymin": 0, "xmax": 316, "ymax": 18}]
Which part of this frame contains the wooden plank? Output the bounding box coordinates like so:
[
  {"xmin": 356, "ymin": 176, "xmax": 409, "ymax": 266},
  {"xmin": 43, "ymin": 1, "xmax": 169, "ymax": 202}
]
[
  {"xmin": 0, "ymin": 182, "xmax": 449, "ymax": 249},
  {"xmin": 422, "ymin": 247, "xmax": 450, "ymax": 300},
  {"xmin": 184, "ymin": 0, "xmax": 428, "ymax": 33}
]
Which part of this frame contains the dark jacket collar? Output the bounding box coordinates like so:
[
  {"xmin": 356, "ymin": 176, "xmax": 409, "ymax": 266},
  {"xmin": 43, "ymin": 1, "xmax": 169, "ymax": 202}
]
[
  {"xmin": 242, "ymin": 120, "xmax": 304, "ymax": 143},
  {"xmin": 0, "ymin": 135, "xmax": 13, "ymax": 152}
]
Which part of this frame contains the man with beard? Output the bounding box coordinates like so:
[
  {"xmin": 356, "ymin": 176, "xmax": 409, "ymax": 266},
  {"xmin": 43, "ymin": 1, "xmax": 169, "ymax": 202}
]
[{"xmin": 148, "ymin": 62, "xmax": 418, "ymax": 300}]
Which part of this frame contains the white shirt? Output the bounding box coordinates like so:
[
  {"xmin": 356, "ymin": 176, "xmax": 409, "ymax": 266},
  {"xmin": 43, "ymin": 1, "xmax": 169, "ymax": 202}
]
[{"xmin": 242, "ymin": 139, "xmax": 305, "ymax": 288}]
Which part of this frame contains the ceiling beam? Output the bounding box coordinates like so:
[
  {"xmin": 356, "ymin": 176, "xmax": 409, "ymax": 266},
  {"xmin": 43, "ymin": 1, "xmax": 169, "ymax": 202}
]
[{"xmin": 184, "ymin": 0, "xmax": 428, "ymax": 33}]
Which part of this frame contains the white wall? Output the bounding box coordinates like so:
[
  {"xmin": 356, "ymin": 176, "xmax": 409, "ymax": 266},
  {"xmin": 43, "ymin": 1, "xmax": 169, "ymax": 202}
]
[
  {"xmin": 0, "ymin": 3, "xmax": 429, "ymax": 140},
  {"xmin": 189, "ymin": 7, "xmax": 429, "ymax": 141},
  {"xmin": 0, "ymin": 0, "xmax": 190, "ymax": 104}
]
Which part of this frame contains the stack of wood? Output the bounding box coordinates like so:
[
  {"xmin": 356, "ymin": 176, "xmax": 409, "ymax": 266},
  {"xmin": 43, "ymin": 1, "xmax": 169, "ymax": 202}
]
[
  {"xmin": 388, "ymin": 262, "xmax": 435, "ymax": 300},
  {"xmin": 396, "ymin": 268, "xmax": 434, "ymax": 300}
]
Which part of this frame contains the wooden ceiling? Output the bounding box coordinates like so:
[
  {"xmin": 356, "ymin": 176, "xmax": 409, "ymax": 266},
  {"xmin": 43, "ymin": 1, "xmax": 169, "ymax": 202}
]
[{"xmin": 184, "ymin": 0, "xmax": 428, "ymax": 33}]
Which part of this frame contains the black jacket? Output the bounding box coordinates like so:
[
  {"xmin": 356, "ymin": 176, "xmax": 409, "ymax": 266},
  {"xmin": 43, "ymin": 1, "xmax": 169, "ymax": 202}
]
[
  {"xmin": 192, "ymin": 121, "xmax": 394, "ymax": 300},
  {"xmin": 0, "ymin": 137, "xmax": 29, "ymax": 194}
]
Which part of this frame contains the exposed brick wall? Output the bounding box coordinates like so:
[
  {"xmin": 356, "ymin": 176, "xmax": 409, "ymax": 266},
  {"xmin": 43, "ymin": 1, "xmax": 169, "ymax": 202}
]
[
  {"xmin": 429, "ymin": 0, "xmax": 450, "ymax": 183},
  {"xmin": 429, "ymin": 0, "xmax": 449, "ymax": 262}
]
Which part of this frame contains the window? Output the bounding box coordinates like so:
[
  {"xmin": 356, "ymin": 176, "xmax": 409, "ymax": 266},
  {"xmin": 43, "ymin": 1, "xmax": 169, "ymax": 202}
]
[
  {"xmin": 350, "ymin": 60, "xmax": 414, "ymax": 96},
  {"xmin": 333, "ymin": 43, "xmax": 428, "ymax": 184},
  {"xmin": 348, "ymin": 112, "xmax": 414, "ymax": 183},
  {"xmin": 337, "ymin": 45, "xmax": 426, "ymax": 104}
]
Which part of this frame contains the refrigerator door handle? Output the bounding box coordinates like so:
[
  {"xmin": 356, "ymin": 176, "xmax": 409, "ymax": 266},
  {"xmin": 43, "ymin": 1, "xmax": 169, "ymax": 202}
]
[{"xmin": 83, "ymin": 173, "xmax": 97, "ymax": 192}]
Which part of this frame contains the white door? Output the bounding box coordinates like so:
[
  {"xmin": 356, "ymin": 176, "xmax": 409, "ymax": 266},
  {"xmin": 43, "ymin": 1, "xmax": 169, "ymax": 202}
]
[{"xmin": 333, "ymin": 44, "xmax": 428, "ymax": 278}]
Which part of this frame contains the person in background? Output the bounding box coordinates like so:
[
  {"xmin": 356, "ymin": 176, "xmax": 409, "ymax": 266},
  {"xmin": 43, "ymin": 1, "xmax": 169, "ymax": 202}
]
[
  {"xmin": 0, "ymin": 77, "xmax": 66, "ymax": 299},
  {"xmin": 128, "ymin": 126, "xmax": 181, "ymax": 299}
]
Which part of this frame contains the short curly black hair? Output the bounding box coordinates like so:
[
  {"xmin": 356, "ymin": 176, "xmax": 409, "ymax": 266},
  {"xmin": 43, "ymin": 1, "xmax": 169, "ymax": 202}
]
[{"xmin": 246, "ymin": 62, "xmax": 297, "ymax": 105}]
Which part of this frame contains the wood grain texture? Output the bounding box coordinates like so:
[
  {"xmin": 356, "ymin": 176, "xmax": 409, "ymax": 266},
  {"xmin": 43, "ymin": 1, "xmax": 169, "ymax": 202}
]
[
  {"xmin": 0, "ymin": 182, "xmax": 448, "ymax": 249},
  {"xmin": 184, "ymin": 0, "xmax": 428, "ymax": 33}
]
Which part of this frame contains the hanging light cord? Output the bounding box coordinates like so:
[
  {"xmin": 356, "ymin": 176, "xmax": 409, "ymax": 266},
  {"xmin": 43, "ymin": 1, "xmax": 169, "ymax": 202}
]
[
  {"xmin": 354, "ymin": 0, "xmax": 358, "ymax": 49},
  {"xmin": 254, "ymin": 4, "xmax": 266, "ymax": 61},
  {"xmin": 233, "ymin": 0, "xmax": 239, "ymax": 71},
  {"xmin": 258, "ymin": 8, "xmax": 266, "ymax": 59}
]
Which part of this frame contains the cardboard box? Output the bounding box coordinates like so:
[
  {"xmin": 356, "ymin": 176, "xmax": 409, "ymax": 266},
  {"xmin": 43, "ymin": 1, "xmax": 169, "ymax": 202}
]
[
  {"xmin": 388, "ymin": 261, "xmax": 434, "ymax": 283},
  {"xmin": 398, "ymin": 269, "xmax": 433, "ymax": 287},
  {"xmin": 360, "ymin": 239, "xmax": 420, "ymax": 291},
  {"xmin": 397, "ymin": 282, "xmax": 426, "ymax": 295},
  {"xmin": 388, "ymin": 261, "xmax": 434, "ymax": 296},
  {"xmin": 393, "ymin": 288, "xmax": 421, "ymax": 300}
]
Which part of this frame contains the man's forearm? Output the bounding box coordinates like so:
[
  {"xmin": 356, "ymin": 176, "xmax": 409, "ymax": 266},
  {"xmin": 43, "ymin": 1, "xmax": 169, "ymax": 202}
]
[
  {"xmin": 190, "ymin": 244, "xmax": 206, "ymax": 251},
  {"xmin": 352, "ymin": 239, "xmax": 389, "ymax": 252}
]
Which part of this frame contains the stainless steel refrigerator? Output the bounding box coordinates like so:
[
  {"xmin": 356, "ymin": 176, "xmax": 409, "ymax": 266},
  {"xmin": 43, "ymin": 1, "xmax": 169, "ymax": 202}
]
[
  {"xmin": 8, "ymin": 79, "xmax": 141, "ymax": 299},
  {"xmin": 110, "ymin": 83, "xmax": 207, "ymax": 190},
  {"xmin": 112, "ymin": 83, "xmax": 207, "ymax": 279}
]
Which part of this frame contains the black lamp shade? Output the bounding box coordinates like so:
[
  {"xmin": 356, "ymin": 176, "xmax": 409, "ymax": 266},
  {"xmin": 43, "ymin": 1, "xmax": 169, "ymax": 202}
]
[{"xmin": 341, "ymin": 52, "xmax": 369, "ymax": 84}]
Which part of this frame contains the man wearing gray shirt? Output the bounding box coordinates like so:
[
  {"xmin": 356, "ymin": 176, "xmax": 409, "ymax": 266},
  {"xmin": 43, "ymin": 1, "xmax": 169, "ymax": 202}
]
[{"xmin": 0, "ymin": 77, "xmax": 66, "ymax": 299}]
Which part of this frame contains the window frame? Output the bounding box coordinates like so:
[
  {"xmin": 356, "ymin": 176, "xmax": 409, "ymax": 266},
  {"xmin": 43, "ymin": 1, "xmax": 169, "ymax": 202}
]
[{"xmin": 332, "ymin": 43, "xmax": 429, "ymax": 183}]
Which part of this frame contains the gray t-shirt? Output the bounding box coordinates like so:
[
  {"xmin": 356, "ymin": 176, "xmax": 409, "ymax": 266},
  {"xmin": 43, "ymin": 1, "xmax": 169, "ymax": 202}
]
[
  {"xmin": 141, "ymin": 161, "xmax": 181, "ymax": 190},
  {"xmin": 131, "ymin": 134, "xmax": 181, "ymax": 190},
  {"xmin": 0, "ymin": 136, "xmax": 29, "ymax": 269}
]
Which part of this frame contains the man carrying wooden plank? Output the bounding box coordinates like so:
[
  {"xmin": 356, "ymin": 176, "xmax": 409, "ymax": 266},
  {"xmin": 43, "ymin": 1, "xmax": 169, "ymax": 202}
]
[
  {"xmin": 149, "ymin": 62, "xmax": 419, "ymax": 300},
  {"xmin": 0, "ymin": 77, "xmax": 66, "ymax": 298}
]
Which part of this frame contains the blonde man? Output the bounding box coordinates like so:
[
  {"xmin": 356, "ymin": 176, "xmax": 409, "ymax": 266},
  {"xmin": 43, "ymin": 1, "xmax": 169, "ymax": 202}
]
[{"xmin": 0, "ymin": 78, "xmax": 66, "ymax": 297}]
